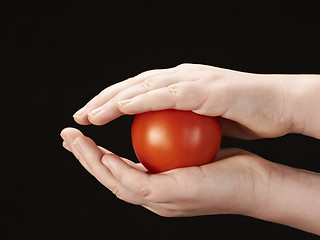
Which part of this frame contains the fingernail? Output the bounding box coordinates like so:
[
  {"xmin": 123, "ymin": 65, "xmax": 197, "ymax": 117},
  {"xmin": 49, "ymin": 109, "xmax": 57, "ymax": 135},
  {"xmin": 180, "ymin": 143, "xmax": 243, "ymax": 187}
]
[
  {"xmin": 73, "ymin": 106, "xmax": 86, "ymax": 118},
  {"xmin": 88, "ymin": 106, "xmax": 103, "ymax": 118},
  {"xmin": 73, "ymin": 138, "xmax": 84, "ymax": 158},
  {"xmin": 118, "ymin": 98, "xmax": 133, "ymax": 107},
  {"xmin": 102, "ymin": 155, "xmax": 113, "ymax": 169}
]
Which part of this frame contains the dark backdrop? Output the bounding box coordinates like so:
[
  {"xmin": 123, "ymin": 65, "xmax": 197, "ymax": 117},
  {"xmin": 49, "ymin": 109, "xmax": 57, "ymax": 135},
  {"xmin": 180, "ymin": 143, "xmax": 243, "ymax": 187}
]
[{"xmin": 3, "ymin": 2, "xmax": 320, "ymax": 239}]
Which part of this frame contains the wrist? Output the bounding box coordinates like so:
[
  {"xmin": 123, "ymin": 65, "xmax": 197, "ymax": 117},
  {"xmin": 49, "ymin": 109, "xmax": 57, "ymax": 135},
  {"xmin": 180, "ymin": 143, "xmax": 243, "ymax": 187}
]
[
  {"xmin": 251, "ymin": 161, "xmax": 320, "ymax": 235},
  {"xmin": 286, "ymin": 75, "xmax": 320, "ymax": 138},
  {"xmin": 227, "ymin": 154, "xmax": 276, "ymax": 218}
]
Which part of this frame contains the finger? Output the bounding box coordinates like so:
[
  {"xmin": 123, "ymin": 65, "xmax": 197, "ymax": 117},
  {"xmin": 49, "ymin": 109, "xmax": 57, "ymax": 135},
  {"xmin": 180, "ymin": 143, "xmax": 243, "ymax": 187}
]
[
  {"xmin": 102, "ymin": 154, "xmax": 152, "ymax": 198},
  {"xmin": 86, "ymin": 75, "xmax": 186, "ymax": 125},
  {"xmin": 118, "ymin": 81, "xmax": 209, "ymax": 114},
  {"xmin": 102, "ymin": 155, "xmax": 181, "ymax": 204},
  {"xmin": 62, "ymin": 141, "xmax": 71, "ymax": 152},
  {"xmin": 60, "ymin": 127, "xmax": 92, "ymax": 174},
  {"xmin": 121, "ymin": 159, "xmax": 147, "ymax": 172},
  {"xmin": 215, "ymin": 148, "xmax": 252, "ymax": 161},
  {"xmin": 98, "ymin": 146, "xmax": 147, "ymax": 172},
  {"xmin": 113, "ymin": 68, "xmax": 195, "ymax": 103},
  {"xmin": 60, "ymin": 127, "xmax": 84, "ymax": 141},
  {"xmin": 72, "ymin": 135, "xmax": 146, "ymax": 205},
  {"xmin": 61, "ymin": 128, "xmax": 147, "ymax": 205},
  {"xmin": 71, "ymin": 135, "xmax": 117, "ymax": 186},
  {"xmin": 85, "ymin": 69, "xmax": 184, "ymax": 125},
  {"xmin": 73, "ymin": 68, "xmax": 174, "ymax": 125}
]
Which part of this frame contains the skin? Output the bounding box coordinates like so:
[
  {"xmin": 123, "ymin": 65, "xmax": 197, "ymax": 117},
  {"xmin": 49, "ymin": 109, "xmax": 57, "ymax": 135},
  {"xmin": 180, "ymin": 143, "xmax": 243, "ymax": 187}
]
[{"xmin": 61, "ymin": 63, "xmax": 320, "ymax": 235}]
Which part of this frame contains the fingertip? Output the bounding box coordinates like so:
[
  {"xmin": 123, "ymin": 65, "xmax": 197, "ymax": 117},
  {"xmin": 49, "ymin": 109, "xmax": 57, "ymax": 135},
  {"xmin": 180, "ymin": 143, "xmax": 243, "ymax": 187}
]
[
  {"xmin": 60, "ymin": 127, "xmax": 83, "ymax": 137},
  {"xmin": 60, "ymin": 127, "xmax": 85, "ymax": 146},
  {"xmin": 73, "ymin": 115, "xmax": 92, "ymax": 125},
  {"xmin": 72, "ymin": 106, "xmax": 92, "ymax": 125},
  {"xmin": 62, "ymin": 141, "xmax": 71, "ymax": 152},
  {"xmin": 73, "ymin": 106, "xmax": 86, "ymax": 118},
  {"xmin": 60, "ymin": 127, "xmax": 76, "ymax": 139}
]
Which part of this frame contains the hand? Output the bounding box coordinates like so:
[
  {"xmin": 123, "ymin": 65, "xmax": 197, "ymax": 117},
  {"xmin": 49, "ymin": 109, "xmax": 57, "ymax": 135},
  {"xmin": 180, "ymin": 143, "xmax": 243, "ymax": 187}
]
[
  {"xmin": 61, "ymin": 127, "xmax": 320, "ymax": 235},
  {"xmin": 73, "ymin": 63, "xmax": 294, "ymax": 139},
  {"xmin": 60, "ymin": 127, "xmax": 272, "ymax": 217},
  {"xmin": 63, "ymin": 64, "xmax": 320, "ymax": 234}
]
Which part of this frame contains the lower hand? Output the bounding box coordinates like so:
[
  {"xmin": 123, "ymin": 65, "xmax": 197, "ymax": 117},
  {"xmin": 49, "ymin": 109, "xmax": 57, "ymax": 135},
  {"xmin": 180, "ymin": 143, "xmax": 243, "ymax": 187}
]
[
  {"xmin": 61, "ymin": 128, "xmax": 320, "ymax": 235},
  {"xmin": 60, "ymin": 127, "xmax": 271, "ymax": 217}
]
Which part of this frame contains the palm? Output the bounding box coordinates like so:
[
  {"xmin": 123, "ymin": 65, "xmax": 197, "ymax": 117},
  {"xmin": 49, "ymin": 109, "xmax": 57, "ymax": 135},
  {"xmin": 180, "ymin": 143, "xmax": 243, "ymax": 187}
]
[
  {"xmin": 61, "ymin": 127, "xmax": 271, "ymax": 218},
  {"xmin": 138, "ymin": 148, "xmax": 270, "ymax": 217}
]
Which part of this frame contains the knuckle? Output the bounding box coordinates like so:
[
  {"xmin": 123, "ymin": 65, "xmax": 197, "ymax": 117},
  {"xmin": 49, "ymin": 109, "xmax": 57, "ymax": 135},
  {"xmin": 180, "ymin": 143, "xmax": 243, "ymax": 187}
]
[
  {"xmin": 141, "ymin": 78, "xmax": 154, "ymax": 91},
  {"xmin": 167, "ymin": 82, "xmax": 190, "ymax": 97},
  {"xmin": 137, "ymin": 185, "xmax": 152, "ymax": 198},
  {"xmin": 112, "ymin": 185, "xmax": 125, "ymax": 201},
  {"xmin": 136, "ymin": 69, "xmax": 159, "ymax": 81},
  {"xmin": 111, "ymin": 96, "xmax": 121, "ymax": 106},
  {"xmin": 135, "ymin": 70, "xmax": 151, "ymax": 79},
  {"xmin": 167, "ymin": 85, "xmax": 178, "ymax": 96},
  {"xmin": 96, "ymin": 86, "xmax": 112, "ymax": 102},
  {"xmin": 89, "ymin": 95, "xmax": 101, "ymax": 107},
  {"xmin": 118, "ymin": 173, "xmax": 155, "ymax": 201},
  {"xmin": 137, "ymin": 181, "xmax": 160, "ymax": 202},
  {"xmin": 175, "ymin": 63, "xmax": 190, "ymax": 70},
  {"xmin": 137, "ymin": 182, "xmax": 159, "ymax": 202}
]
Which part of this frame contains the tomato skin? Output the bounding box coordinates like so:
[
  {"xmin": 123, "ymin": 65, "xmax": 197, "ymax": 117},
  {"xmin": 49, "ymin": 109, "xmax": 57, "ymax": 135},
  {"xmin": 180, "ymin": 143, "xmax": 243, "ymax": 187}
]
[{"xmin": 131, "ymin": 109, "xmax": 222, "ymax": 173}]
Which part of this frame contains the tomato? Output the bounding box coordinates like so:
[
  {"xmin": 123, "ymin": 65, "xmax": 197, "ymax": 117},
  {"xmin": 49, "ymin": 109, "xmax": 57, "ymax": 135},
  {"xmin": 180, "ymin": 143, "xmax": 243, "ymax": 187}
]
[{"xmin": 131, "ymin": 109, "xmax": 222, "ymax": 173}]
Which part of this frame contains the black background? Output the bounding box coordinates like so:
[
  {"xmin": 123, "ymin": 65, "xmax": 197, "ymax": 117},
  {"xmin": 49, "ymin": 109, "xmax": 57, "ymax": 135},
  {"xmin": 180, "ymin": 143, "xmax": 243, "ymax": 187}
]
[{"xmin": 2, "ymin": 2, "xmax": 320, "ymax": 239}]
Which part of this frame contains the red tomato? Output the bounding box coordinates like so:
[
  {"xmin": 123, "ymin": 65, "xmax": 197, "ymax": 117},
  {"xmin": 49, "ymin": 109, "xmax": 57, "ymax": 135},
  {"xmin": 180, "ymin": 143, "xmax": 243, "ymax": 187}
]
[{"xmin": 131, "ymin": 109, "xmax": 222, "ymax": 173}]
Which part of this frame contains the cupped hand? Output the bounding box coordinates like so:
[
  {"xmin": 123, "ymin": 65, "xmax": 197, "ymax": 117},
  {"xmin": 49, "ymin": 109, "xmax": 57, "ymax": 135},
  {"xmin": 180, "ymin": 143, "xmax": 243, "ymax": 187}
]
[
  {"xmin": 73, "ymin": 63, "xmax": 293, "ymax": 139},
  {"xmin": 60, "ymin": 127, "xmax": 272, "ymax": 217}
]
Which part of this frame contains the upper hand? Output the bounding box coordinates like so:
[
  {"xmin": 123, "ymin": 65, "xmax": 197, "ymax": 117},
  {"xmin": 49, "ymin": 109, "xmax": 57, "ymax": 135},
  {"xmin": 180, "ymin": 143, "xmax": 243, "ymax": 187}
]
[{"xmin": 73, "ymin": 63, "xmax": 293, "ymax": 139}]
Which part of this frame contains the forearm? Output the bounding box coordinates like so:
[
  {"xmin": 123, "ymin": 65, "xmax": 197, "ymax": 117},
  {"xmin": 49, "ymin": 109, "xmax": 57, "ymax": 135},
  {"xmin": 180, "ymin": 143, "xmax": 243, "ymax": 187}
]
[{"xmin": 256, "ymin": 162, "xmax": 320, "ymax": 235}]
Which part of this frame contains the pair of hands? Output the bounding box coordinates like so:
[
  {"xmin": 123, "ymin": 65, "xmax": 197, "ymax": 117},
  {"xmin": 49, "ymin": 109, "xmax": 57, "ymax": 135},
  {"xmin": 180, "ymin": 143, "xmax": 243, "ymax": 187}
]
[{"xmin": 61, "ymin": 64, "xmax": 320, "ymax": 234}]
